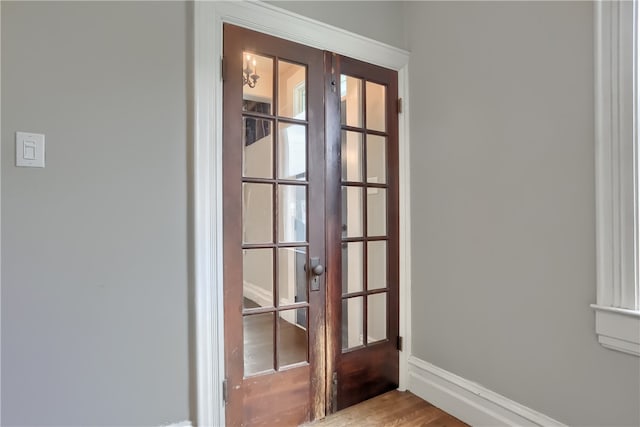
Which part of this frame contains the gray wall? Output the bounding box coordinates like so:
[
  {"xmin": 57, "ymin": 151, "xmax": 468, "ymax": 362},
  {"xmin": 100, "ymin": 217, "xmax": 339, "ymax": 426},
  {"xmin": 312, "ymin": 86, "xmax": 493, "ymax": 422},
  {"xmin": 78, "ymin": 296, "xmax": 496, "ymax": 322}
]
[
  {"xmin": 407, "ymin": 2, "xmax": 640, "ymax": 426},
  {"xmin": 267, "ymin": 1, "xmax": 407, "ymax": 50},
  {"xmin": 2, "ymin": 2, "xmax": 191, "ymax": 425}
]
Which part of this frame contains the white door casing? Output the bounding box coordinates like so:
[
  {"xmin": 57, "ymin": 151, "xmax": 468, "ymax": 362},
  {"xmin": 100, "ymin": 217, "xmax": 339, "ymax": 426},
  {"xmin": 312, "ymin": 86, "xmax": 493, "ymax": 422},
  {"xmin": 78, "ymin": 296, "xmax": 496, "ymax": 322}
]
[{"xmin": 193, "ymin": 2, "xmax": 411, "ymax": 425}]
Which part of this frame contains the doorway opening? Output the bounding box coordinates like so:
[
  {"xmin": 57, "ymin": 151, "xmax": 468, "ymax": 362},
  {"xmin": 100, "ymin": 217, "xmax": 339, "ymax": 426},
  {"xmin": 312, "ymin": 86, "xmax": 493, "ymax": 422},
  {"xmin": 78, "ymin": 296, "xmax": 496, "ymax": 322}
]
[{"xmin": 221, "ymin": 22, "xmax": 401, "ymax": 427}]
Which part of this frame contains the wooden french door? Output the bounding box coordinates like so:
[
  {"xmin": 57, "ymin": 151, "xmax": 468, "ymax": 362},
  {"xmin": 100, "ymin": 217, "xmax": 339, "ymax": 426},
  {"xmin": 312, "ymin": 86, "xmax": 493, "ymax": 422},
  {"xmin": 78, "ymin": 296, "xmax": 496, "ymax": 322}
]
[
  {"xmin": 324, "ymin": 54, "xmax": 400, "ymax": 412},
  {"xmin": 223, "ymin": 24, "xmax": 399, "ymax": 426},
  {"xmin": 222, "ymin": 24, "xmax": 326, "ymax": 427}
]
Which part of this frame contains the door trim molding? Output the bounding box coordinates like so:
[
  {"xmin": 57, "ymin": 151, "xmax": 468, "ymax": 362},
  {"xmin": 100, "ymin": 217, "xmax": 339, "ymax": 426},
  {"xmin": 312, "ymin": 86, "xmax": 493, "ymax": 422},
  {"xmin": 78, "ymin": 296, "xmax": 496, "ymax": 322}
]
[
  {"xmin": 194, "ymin": 2, "xmax": 411, "ymax": 425},
  {"xmin": 397, "ymin": 65, "xmax": 412, "ymax": 391},
  {"xmin": 194, "ymin": 3, "xmax": 225, "ymax": 427},
  {"xmin": 211, "ymin": 1, "xmax": 409, "ymax": 71}
]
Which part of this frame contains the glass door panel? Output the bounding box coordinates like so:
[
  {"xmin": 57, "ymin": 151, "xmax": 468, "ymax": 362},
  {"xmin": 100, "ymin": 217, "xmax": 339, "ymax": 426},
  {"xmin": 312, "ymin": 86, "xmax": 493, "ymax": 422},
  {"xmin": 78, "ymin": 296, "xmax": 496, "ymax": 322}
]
[
  {"xmin": 367, "ymin": 241, "xmax": 387, "ymax": 291},
  {"xmin": 243, "ymin": 312, "xmax": 275, "ymax": 375},
  {"xmin": 366, "ymin": 135, "xmax": 386, "ymax": 184},
  {"xmin": 340, "ymin": 75, "xmax": 363, "ymax": 127},
  {"xmin": 278, "ymin": 308, "xmax": 309, "ymax": 368},
  {"xmin": 278, "ymin": 60, "xmax": 307, "ymax": 119},
  {"xmin": 243, "ymin": 53, "xmax": 273, "ymax": 113},
  {"xmin": 367, "ymin": 188, "xmax": 387, "ymax": 237},
  {"xmin": 243, "ymin": 248, "xmax": 274, "ymax": 308},
  {"xmin": 365, "ymin": 81, "xmax": 386, "ymax": 132},
  {"xmin": 243, "ymin": 117, "xmax": 273, "ymax": 178},
  {"xmin": 341, "ymin": 186, "xmax": 363, "ymax": 238},
  {"xmin": 341, "ymin": 297, "xmax": 364, "ymax": 350},
  {"xmin": 341, "ymin": 242, "xmax": 363, "ymax": 294},
  {"xmin": 278, "ymin": 184, "xmax": 307, "ymax": 243},
  {"xmin": 242, "ymin": 183, "xmax": 273, "ymax": 244},
  {"xmin": 278, "ymin": 123, "xmax": 307, "ymax": 180},
  {"xmin": 341, "ymin": 131, "xmax": 363, "ymax": 182},
  {"xmin": 367, "ymin": 293, "xmax": 387, "ymax": 343},
  {"xmin": 278, "ymin": 247, "xmax": 308, "ymax": 305}
]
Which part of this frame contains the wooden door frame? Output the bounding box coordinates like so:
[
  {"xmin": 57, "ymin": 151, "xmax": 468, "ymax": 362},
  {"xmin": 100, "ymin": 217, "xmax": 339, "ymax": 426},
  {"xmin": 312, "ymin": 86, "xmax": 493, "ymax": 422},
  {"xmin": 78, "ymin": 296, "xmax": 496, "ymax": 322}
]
[{"xmin": 193, "ymin": 2, "xmax": 411, "ymax": 426}]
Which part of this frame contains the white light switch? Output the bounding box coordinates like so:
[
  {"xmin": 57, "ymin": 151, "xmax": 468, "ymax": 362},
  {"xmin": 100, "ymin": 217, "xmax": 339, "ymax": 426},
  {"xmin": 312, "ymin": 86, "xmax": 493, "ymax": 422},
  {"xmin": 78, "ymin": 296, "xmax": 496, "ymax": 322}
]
[{"xmin": 16, "ymin": 132, "xmax": 45, "ymax": 168}]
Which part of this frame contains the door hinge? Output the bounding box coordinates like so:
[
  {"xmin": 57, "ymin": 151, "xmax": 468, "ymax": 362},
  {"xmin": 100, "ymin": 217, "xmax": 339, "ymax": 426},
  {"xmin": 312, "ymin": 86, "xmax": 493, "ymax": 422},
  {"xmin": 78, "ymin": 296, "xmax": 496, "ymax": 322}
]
[
  {"xmin": 397, "ymin": 335, "xmax": 404, "ymax": 351},
  {"xmin": 221, "ymin": 57, "xmax": 226, "ymax": 81},
  {"xmin": 222, "ymin": 378, "xmax": 228, "ymax": 404},
  {"xmin": 397, "ymin": 98, "xmax": 403, "ymax": 114}
]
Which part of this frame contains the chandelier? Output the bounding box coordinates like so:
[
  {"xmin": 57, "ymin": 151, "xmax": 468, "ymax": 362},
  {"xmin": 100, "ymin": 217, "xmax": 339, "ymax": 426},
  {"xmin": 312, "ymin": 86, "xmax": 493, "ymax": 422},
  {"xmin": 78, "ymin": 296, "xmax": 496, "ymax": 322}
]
[{"xmin": 243, "ymin": 54, "xmax": 260, "ymax": 88}]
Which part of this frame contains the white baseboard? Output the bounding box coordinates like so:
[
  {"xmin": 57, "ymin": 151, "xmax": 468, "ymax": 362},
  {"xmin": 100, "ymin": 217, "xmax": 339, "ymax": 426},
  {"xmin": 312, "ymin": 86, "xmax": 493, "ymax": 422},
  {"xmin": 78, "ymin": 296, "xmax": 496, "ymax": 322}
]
[
  {"xmin": 243, "ymin": 280, "xmax": 272, "ymax": 308},
  {"xmin": 161, "ymin": 421, "xmax": 191, "ymax": 427},
  {"xmin": 408, "ymin": 356, "xmax": 565, "ymax": 427}
]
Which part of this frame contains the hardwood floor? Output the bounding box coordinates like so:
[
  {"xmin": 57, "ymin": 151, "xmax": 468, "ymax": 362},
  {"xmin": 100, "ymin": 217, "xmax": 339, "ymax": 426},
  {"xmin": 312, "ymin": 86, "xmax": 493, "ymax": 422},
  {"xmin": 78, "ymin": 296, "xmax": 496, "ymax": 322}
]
[{"xmin": 306, "ymin": 390, "xmax": 468, "ymax": 427}]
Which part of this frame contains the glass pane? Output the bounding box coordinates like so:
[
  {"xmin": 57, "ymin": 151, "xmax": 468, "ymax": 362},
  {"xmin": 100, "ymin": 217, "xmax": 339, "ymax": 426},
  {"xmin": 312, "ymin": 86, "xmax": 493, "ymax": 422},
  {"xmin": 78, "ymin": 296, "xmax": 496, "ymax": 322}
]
[
  {"xmin": 278, "ymin": 60, "xmax": 306, "ymax": 119},
  {"xmin": 367, "ymin": 293, "xmax": 387, "ymax": 343},
  {"xmin": 278, "ymin": 247, "xmax": 307, "ymax": 306},
  {"xmin": 243, "ymin": 52, "xmax": 273, "ymax": 114},
  {"xmin": 342, "ymin": 186, "xmax": 363, "ymax": 238},
  {"xmin": 366, "ymin": 135, "xmax": 386, "ymax": 184},
  {"xmin": 243, "ymin": 118, "xmax": 273, "ymax": 179},
  {"xmin": 278, "ymin": 308, "xmax": 308, "ymax": 368},
  {"xmin": 278, "ymin": 123, "xmax": 306, "ymax": 180},
  {"xmin": 278, "ymin": 185, "xmax": 307, "ymax": 243},
  {"xmin": 341, "ymin": 75, "xmax": 363, "ymax": 128},
  {"xmin": 243, "ymin": 249, "xmax": 274, "ymax": 309},
  {"xmin": 244, "ymin": 312, "xmax": 274, "ymax": 375},
  {"xmin": 341, "ymin": 131, "xmax": 363, "ymax": 182},
  {"xmin": 243, "ymin": 183, "xmax": 273, "ymax": 244},
  {"xmin": 342, "ymin": 242, "xmax": 363, "ymax": 294},
  {"xmin": 367, "ymin": 187, "xmax": 387, "ymax": 237},
  {"xmin": 342, "ymin": 297, "xmax": 364, "ymax": 350},
  {"xmin": 366, "ymin": 81, "xmax": 386, "ymax": 132},
  {"xmin": 367, "ymin": 241, "xmax": 387, "ymax": 290}
]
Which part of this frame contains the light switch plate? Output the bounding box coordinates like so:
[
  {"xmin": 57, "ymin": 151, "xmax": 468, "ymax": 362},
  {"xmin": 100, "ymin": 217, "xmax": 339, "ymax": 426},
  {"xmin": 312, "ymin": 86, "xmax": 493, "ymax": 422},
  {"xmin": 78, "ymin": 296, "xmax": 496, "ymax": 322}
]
[{"xmin": 16, "ymin": 132, "xmax": 45, "ymax": 168}]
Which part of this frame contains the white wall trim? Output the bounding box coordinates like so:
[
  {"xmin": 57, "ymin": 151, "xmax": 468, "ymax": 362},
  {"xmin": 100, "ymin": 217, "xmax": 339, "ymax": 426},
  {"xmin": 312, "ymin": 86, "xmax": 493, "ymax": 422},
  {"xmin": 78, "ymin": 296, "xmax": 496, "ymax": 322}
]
[
  {"xmin": 161, "ymin": 421, "xmax": 193, "ymax": 427},
  {"xmin": 0, "ymin": 2, "xmax": 3, "ymax": 423},
  {"xmin": 591, "ymin": 304, "xmax": 640, "ymax": 356},
  {"xmin": 194, "ymin": 1, "xmax": 411, "ymax": 424},
  {"xmin": 408, "ymin": 357, "xmax": 566, "ymax": 427},
  {"xmin": 595, "ymin": 0, "xmax": 638, "ymax": 311},
  {"xmin": 243, "ymin": 281, "xmax": 273, "ymax": 308},
  {"xmin": 593, "ymin": 0, "xmax": 640, "ymax": 356},
  {"xmin": 194, "ymin": 2, "xmax": 225, "ymax": 427},
  {"xmin": 397, "ymin": 65, "xmax": 412, "ymax": 391},
  {"xmin": 211, "ymin": 1, "xmax": 408, "ymax": 71}
]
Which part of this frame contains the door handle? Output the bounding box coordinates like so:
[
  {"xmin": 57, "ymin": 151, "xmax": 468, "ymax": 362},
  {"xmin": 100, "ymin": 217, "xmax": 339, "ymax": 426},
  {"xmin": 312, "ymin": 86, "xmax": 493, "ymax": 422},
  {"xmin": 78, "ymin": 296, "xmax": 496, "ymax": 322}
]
[
  {"xmin": 311, "ymin": 264, "xmax": 324, "ymax": 276},
  {"xmin": 309, "ymin": 257, "xmax": 324, "ymax": 291}
]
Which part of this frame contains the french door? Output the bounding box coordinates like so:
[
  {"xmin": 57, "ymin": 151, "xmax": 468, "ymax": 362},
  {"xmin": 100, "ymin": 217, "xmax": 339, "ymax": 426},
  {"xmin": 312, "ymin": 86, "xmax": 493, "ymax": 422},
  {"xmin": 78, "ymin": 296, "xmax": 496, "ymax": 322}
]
[
  {"xmin": 324, "ymin": 54, "xmax": 400, "ymax": 412},
  {"xmin": 222, "ymin": 24, "xmax": 399, "ymax": 426}
]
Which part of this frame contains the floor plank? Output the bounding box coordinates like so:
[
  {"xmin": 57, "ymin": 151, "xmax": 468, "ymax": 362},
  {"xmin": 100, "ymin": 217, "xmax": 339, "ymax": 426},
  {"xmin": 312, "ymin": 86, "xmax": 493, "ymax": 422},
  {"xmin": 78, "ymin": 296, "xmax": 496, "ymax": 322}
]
[{"xmin": 305, "ymin": 390, "xmax": 468, "ymax": 427}]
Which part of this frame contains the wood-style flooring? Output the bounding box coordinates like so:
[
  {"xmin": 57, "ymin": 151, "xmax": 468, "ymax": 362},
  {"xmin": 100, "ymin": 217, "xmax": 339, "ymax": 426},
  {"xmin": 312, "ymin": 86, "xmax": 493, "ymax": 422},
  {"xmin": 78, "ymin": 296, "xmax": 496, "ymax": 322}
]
[{"xmin": 306, "ymin": 390, "xmax": 468, "ymax": 427}]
